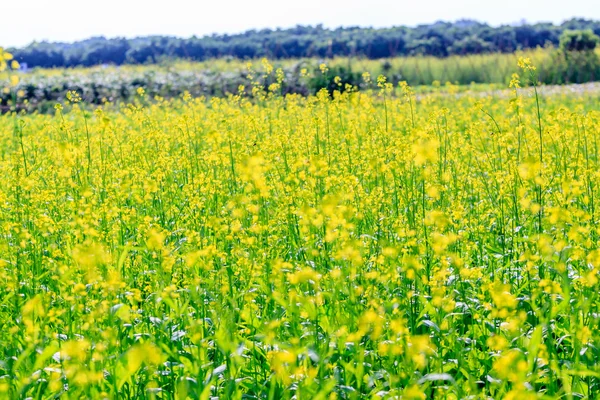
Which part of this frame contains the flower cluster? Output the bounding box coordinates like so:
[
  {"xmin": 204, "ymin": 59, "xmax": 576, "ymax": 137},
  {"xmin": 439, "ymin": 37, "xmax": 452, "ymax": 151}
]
[{"xmin": 0, "ymin": 60, "xmax": 598, "ymax": 399}]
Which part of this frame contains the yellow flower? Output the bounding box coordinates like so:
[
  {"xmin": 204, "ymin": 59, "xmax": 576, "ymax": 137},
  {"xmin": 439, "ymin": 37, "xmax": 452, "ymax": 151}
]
[
  {"xmin": 517, "ymin": 57, "xmax": 536, "ymax": 71},
  {"xmin": 146, "ymin": 228, "xmax": 166, "ymax": 251},
  {"xmin": 66, "ymin": 90, "xmax": 82, "ymax": 103}
]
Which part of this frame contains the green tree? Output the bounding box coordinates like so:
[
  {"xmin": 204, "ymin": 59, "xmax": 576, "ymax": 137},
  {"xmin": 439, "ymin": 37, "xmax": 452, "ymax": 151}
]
[
  {"xmin": 549, "ymin": 29, "xmax": 600, "ymax": 84},
  {"xmin": 559, "ymin": 29, "xmax": 600, "ymax": 52}
]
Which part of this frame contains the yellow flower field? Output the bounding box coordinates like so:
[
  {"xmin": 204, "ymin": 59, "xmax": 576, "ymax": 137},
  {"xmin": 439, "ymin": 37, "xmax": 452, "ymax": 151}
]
[{"xmin": 1, "ymin": 61, "xmax": 600, "ymax": 399}]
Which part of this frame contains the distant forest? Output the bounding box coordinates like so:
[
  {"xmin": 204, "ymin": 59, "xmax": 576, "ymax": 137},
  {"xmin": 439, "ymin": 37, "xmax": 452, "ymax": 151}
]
[{"xmin": 9, "ymin": 19, "xmax": 600, "ymax": 68}]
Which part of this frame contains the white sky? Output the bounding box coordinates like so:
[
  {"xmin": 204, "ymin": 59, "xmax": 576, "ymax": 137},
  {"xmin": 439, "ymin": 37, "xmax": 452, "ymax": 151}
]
[{"xmin": 2, "ymin": 0, "xmax": 599, "ymax": 48}]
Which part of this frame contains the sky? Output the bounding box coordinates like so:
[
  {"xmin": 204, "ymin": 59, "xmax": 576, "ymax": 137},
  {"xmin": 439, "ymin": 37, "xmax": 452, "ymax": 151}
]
[{"xmin": 2, "ymin": 0, "xmax": 599, "ymax": 48}]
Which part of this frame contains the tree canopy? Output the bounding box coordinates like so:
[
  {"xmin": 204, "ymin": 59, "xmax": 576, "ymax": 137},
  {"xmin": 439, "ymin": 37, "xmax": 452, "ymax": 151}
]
[
  {"xmin": 9, "ymin": 19, "xmax": 600, "ymax": 69},
  {"xmin": 559, "ymin": 29, "xmax": 600, "ymax": 52}
]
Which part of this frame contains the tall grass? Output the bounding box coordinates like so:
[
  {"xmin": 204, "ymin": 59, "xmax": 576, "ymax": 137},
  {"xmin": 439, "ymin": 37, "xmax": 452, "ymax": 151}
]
[
  {"xmin": 331, "ymin": 47, "xmax": 600, "ymax": 85},
  {"xmin": 2, "ymin": 48, "xmax": 600, "ymax": 113}
]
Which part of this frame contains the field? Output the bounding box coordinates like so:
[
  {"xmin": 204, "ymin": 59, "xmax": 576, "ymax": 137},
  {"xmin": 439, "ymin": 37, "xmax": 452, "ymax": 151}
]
[
  {"xmin": 1, "ymin": 58, "xmax": 600, "ymax": 399},
  {"xmin": 2, "ymin": 47, "xmax": 600, "ymax": 114}
]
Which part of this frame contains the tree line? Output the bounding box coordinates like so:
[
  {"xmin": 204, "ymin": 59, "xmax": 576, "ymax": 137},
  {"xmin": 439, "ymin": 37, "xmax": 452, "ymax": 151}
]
[{"xmin": 8, "ymin": 19, "xmax": 600, "ymax": 69}]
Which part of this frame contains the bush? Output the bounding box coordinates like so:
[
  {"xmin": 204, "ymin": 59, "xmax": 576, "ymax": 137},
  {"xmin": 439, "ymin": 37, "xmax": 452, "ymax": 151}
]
[
  {"xmin": 559, "ymin": 29, "xmax": 600, "ymax": 52},
  {"xmin": 548, "ymin": 30, "xmax": 600, "ymax": 84}
]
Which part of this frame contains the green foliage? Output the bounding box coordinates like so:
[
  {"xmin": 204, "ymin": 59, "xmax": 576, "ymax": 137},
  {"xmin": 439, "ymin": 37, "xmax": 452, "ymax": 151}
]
[
  {"xmin": 1, "ymin": 65, "xmax": 600, "ymax": 399},
  {"xmin": 307, "ymin": 64, "xmax": 362, "ymax": 95},
  {"xmin": 8, "ymin": 19, "xmax": 600, "ymax": 68},
  {"xmin": 549, "ymin": 50, "xmax": 600, "ymax": 84},
  {"xmin": 549, "ymin": 30, "xmax": 600, "ymax": 84},
  {"xmin": 559, "ymin": 29, "xmax": 600, "ymax": 52},
  {"xmin": 2, "ymin": 49, "xmax": 600, "ymax": 113}
]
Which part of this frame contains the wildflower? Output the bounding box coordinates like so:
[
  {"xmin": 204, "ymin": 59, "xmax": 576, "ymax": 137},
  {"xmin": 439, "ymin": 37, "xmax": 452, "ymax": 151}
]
[
  {"xmin": 66, "ymin": 90, "xmax": 81, "ymax": 103},
  {"xmin": 146, "ymin": 228, "xmax": 166, "ymax": 251},
  {"xmin": 517, "ymin": 57, "xmax": 536, "ymax": 72}
]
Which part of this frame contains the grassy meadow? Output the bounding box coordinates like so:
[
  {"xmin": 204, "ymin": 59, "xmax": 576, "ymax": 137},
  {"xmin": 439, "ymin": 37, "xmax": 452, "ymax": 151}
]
[{"xmin": 0, "ymin": 54, "xmax": 600, "ymax": 399}]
